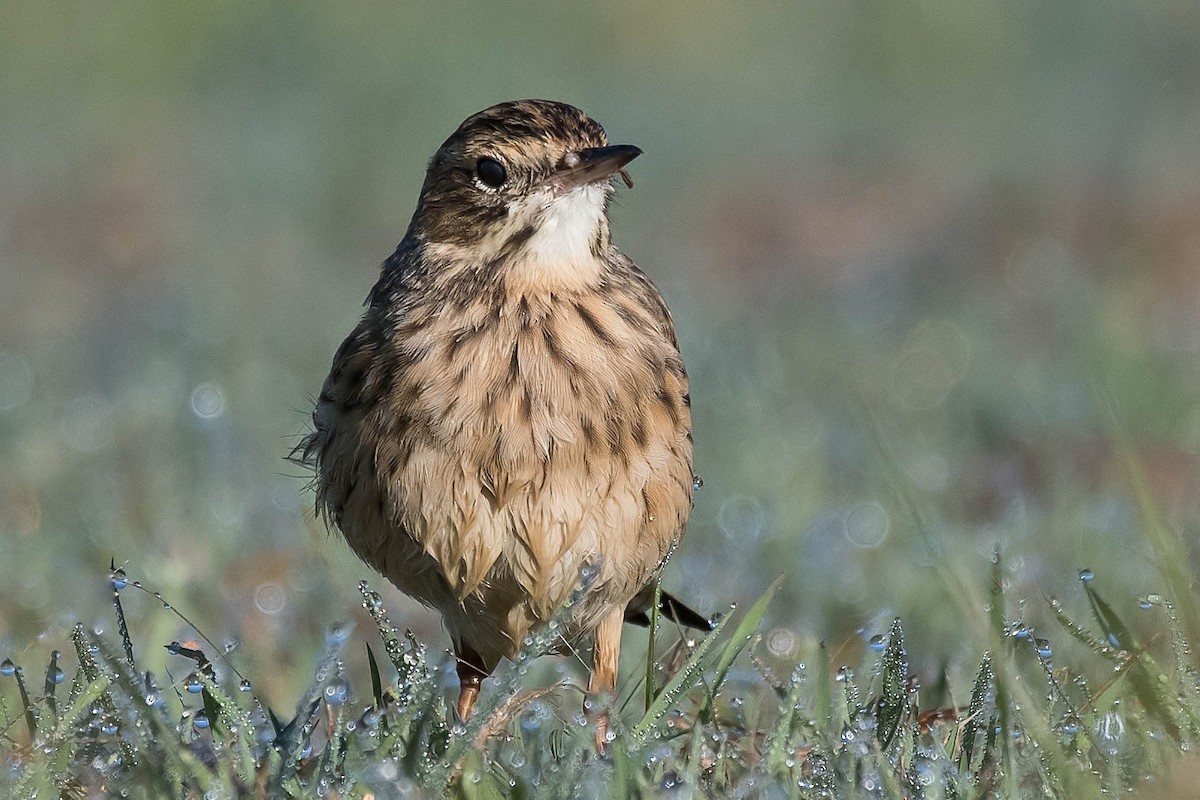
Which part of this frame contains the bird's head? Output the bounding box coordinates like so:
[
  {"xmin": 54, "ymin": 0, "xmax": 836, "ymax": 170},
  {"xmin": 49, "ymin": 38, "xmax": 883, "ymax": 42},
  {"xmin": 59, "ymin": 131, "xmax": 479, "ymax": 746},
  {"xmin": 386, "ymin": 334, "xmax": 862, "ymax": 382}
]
[{"xmin": 408, "ymin": 100, "xmax": 641, "ymax": 289}]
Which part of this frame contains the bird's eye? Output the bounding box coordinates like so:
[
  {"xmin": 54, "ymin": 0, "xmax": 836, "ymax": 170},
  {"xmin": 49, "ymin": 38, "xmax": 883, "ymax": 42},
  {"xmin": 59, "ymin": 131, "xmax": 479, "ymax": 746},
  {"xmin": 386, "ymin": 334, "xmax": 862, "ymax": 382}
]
[{"xmin": 475, "ymin": 158, "xmax": 507, "ymax": 189}]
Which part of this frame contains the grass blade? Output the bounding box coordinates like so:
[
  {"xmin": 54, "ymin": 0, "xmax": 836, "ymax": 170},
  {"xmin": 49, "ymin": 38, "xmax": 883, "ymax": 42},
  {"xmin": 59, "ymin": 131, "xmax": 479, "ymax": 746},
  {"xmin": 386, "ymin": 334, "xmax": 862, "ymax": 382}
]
[
  {"xmin": 645, "ymin": 575, "xmax": 662, "ymax": 715},
  {"xmin": 699, "ymin": 577, "xmax": 781, "ymax": 723}
]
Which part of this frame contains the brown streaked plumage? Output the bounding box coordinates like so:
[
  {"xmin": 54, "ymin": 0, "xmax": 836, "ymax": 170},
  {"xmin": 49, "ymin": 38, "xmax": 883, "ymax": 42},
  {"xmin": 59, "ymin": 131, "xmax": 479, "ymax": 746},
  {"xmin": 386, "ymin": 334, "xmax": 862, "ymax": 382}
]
[{"xmin": 297, "ymin": 100, "xmax": 706, "ymax": 734}]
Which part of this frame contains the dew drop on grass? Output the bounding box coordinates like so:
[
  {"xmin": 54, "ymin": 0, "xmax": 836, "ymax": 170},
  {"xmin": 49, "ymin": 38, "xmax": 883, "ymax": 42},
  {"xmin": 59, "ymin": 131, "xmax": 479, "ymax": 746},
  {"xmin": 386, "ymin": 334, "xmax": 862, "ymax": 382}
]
[
  {"xmin": 193, "ymin": 711, "xmax": 210, "ymax": 730},
  {"xmin": 692, "ymin": 475, "xmax": 703, "ymax": 491},
  {"xmin": 0, "ymin": 659, "xmax": 15, "ymax": 677},
  {"xmin": 1078, "ymin": 568, "xmax": 1094, "ymax": 583},
  {"xmin": 1035, "ymin": 639, "xmax": 1053, "ymax": 659},
  {"xmin": 110, "ymin": 569, "xmax": 128, "ymax": 591},
  {"xmin": 1138, "ymin": 597, "xmax": 1154, "ymax": 610},
  {"xmin": 184, "ymin": 673, "xmax": 202, "ymax": 694},
  {"xmin": 324, "ymin": 682, "xmax": 348, "ymax": 705},
  {"xmin": 1008, "ymin": 622, "xmax": 1031, "ymax": 639},
  {"xmin": 868, "ymin": 634, "xmax": 885, "ymax": 652},
  {"xmin": 520, "ymin": 700, "xmax": 548, "ymax": 734},
  {"xmin": 1098, "ymin": 710, "xmax": 1125, "ymax": 754},
  {"xmin": 51, "ymin": 667, "xmax": 64, "ymax": 684},
  {"xmin": 239, "ymin": 679, "xmax": 252, "ymax": 692}
]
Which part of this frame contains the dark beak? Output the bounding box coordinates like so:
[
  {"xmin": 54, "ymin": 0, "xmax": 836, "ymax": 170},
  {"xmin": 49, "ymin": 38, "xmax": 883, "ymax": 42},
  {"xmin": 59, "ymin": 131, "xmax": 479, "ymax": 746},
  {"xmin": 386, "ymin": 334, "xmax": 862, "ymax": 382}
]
[{"xmin": 554, "ymin": 144, "xmax": 642, "ymax": 191}]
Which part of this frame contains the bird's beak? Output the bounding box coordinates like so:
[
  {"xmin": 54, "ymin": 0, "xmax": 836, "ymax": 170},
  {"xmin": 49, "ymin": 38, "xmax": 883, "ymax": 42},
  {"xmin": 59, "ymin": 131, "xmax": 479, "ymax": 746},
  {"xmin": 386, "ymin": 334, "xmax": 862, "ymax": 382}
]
[{"xmin": 553, "ymin": 144, "xmax": 642, "ymax": 192}]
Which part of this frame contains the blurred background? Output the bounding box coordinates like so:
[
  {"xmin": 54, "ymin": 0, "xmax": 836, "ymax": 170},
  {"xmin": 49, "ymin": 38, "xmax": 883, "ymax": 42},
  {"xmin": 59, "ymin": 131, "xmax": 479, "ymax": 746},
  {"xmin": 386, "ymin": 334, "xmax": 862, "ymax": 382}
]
[{"xmin": 2, "ymin": 1, "xmax": 1199, "ymax": 710}]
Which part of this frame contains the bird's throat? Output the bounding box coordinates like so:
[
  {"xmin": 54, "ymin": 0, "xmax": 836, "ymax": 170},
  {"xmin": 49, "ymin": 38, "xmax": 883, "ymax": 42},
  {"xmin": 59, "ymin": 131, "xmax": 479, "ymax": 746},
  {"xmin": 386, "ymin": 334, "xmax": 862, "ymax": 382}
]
[{"xmin": 502, "ymin": 184, "xmax": 609, "ymax": 294}]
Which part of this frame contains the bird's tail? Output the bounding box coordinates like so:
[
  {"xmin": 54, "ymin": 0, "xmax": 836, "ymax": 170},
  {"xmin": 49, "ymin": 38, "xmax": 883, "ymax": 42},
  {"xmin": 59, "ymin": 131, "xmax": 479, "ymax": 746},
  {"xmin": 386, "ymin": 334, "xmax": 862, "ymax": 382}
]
[{"xmin": 624, "ymin": 589, "xmax": 716, "ymax": 632}]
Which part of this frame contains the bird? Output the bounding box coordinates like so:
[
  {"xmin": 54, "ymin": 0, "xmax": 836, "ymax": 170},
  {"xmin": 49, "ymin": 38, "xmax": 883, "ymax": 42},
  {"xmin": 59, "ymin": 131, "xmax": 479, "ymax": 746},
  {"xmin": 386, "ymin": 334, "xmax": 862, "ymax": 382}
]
[{"xmin": 296, "ymin": 99, "xmax": 708, "ymax": 731}]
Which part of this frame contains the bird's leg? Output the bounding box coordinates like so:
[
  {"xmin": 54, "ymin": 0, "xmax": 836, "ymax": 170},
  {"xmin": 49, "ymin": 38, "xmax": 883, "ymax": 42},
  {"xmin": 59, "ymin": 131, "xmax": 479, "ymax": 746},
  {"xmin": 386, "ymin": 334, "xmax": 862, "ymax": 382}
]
[
  {"xmin": 455, "ymin": 644, "xmax": 490, "ymax": 722},
  {"xmin": 588, "ymin": 606, "xmax": 624, "ymax": 751}
]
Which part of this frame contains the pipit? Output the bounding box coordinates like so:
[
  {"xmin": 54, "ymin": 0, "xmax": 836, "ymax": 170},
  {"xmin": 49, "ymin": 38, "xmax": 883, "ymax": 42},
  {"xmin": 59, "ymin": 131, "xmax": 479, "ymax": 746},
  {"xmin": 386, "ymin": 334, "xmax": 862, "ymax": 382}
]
[{"xmin": 297, "ymin": 100, "xmax": 708, "ymax": 733}]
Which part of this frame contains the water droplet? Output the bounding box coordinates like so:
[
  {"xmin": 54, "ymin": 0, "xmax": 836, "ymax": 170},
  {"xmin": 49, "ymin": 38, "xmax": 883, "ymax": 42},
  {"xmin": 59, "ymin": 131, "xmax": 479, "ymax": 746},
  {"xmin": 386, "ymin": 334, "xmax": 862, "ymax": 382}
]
[
  {"xmin": 1098, "ymin": 710, "xmax": 1125, "ymax": 754},
  {"xmin": 1138, "ymin": 596, "xmax": 1154, "ymax": 610},
  {"xmin": 325, "ymin": 622, "xmax": 352, "ymax": 647},
  {"xmin": 185, "ymin": 673, "xmax": 203, "ymax": 694},
  {"xmin": 193, "ymin": 711, "xmax": 210, "ymax": 730},
  {"xmin": 51, "ymin": 667, "xmax": 64, "ymax": 684},
  {"xmin": 844, "ymin": 501, "xmax": 890, "ymax": 549},
  {"xmin": 254, "ymin": 583, "xmax": 286, "ymax": 615},
  {"xmin": 1078, "ymin": 568, "xmax": 1094, "ymax": 583},
  {"xmin": 324, "ymin": 682, "xmax": 348, "ymax": 705},
  {"xmin": 717, "ymin": 495, "xmax": 766, "ymax": 541},
  {"xmin": 191, "ymin": 383, "xmax": 225, "ymax": 419},
  {"xmin": 239, "ymin": 679, "xmax": 252, "ymax": 693},
  {"xmin": 692, "ymin": 475, "xmax": 704, "ymax": 491},
  {"xmin": 111, "ymin": 569, "xmax": 128, "ymax": 591},
  {"xmin": 1008, "ymin": 622, "xmax": 1032, "ymax": 639},
  {"xmin": 0, "ymin": 659, "xmax": 15, "ymax": 677},
  {"xmin": 1035, "ymin": 639, "xmax": 1052, "ymax": 659},
  {"xmin": 764, "ymin": 627, "xmax": 796, "ymax": 657},
  {"xmin": 868, "ymin": 634, "xmax": 886, "ymax": 652},
  {"xmin": 100, "ymin": 719, "xmax": 119, "ymax": 736}
]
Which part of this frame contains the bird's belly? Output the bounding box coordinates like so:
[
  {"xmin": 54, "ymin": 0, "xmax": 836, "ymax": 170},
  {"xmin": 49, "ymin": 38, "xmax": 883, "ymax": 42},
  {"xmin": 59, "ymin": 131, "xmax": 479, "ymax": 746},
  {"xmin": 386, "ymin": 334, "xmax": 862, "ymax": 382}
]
[
  {"xmin": 339, "ymin": 299, "xmax": 692, "ymax": 664},
  {"xmin": 373, "ymin": 421, "xmax": 688, "ymax": 662}
]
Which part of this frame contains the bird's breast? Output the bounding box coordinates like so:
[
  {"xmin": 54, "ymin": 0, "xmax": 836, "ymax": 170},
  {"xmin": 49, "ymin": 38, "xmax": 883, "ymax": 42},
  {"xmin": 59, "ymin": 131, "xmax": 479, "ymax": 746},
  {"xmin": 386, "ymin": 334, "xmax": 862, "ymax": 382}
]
[
  {"xmin": 365, "ymin": 284, "xmax": 692, "ymax": 617},
  {"xmin": 391, "ymin": 288, "xmax": 687, "ymax": 474}
]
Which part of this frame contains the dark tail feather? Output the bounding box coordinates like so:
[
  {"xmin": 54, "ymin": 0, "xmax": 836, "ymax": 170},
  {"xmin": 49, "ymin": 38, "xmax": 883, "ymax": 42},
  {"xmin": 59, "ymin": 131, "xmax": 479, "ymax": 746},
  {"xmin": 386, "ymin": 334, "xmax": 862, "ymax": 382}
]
[{"xmin": 625, "ymin": 590, "xmax": 717, "ymax": 632}]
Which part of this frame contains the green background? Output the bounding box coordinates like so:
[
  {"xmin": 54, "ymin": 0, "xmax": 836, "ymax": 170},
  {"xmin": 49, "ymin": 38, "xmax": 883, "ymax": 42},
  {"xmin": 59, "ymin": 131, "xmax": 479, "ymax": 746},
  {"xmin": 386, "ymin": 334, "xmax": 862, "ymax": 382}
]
[{"xmin": 2, "ymin": 1, "xmax": 1198, "ymax": 710}]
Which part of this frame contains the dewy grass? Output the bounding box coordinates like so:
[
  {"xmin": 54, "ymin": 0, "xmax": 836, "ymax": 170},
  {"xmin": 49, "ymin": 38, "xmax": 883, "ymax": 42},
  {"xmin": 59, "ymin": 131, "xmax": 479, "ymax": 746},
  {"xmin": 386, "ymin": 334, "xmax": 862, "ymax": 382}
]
[{"xmin": 2, "ymin": 552, "xmax": 1199, "ymax": 798}]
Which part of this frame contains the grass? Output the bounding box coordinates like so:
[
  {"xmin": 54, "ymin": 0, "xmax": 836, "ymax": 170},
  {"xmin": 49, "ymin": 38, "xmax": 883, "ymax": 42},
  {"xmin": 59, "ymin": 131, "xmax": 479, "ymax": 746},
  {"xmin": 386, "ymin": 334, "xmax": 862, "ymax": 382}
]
[
  {"xmin": 2, "ymin": 511, "xmax": 1198, "ymax": 798},
  {"xmin": 3, "ymin": 2, "xmax": 1199, "ymax": 796}
]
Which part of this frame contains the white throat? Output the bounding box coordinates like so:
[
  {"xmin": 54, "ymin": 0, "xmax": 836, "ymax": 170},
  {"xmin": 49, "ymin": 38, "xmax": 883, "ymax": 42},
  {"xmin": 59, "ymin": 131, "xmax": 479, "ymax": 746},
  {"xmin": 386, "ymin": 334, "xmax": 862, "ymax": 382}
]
[
  {"xmin": 525, "ymin": 184, "xmax": 606, "ymax": 264},
  {"xmin": 500, "ymin": 184, "xmax": 608, "ymax": 292},
  {"xmin": 427, "ymin": 183, "xmax": 612, "ymax": 295}
]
